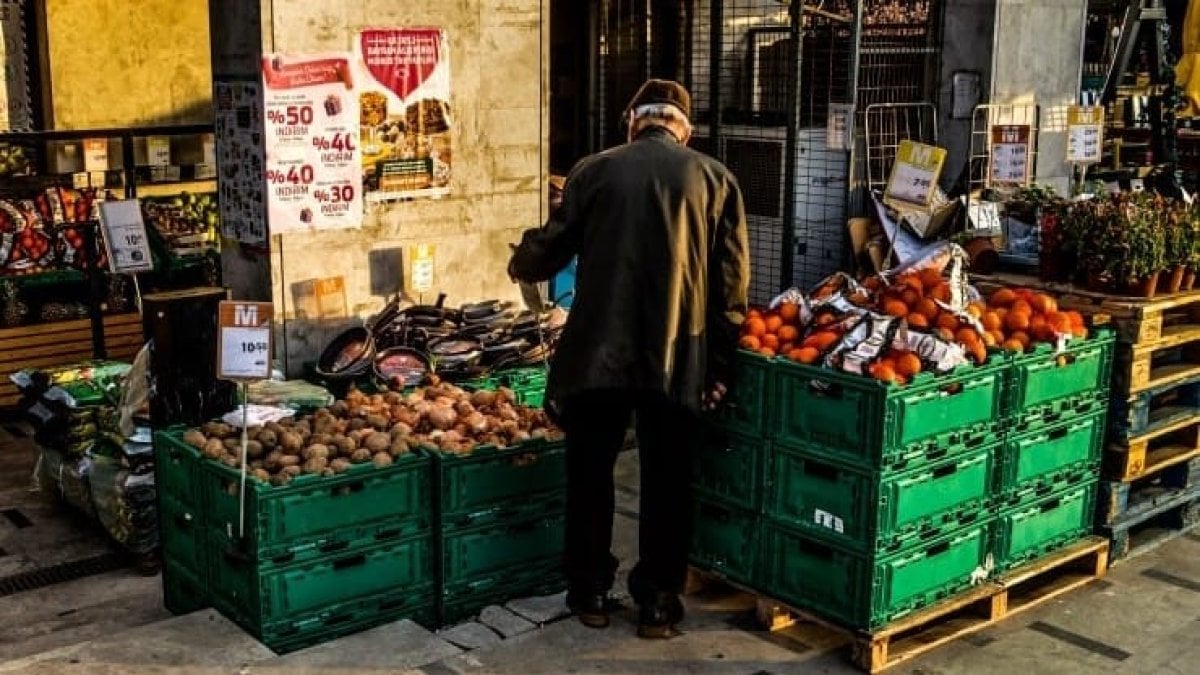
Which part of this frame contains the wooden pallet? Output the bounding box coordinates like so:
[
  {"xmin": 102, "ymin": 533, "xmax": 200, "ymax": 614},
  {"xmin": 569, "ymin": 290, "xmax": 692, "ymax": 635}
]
[
  {"xmin": 1098, "ymin": 459, "xmax": 1200, "ymax": 526},
  {"xmin": 972, "ymin": 273, "xmax": 1200, "ymax": 345},
  {"xmin": 1111, "ymin": 325, "xmax": 1200, "ymax": 395},
  {"xmin": 1109, "ymin": 373, "xmax": 1200, "ymax": 441},
  {"xmin": 1101, "ymin": 484, "xmax": 1200, "ymax": 564},
  {"xmin": 1104, "ymin": 415, "xmax": 1200, "ymax": 481},
  {"xmin": 688, "ymin": 537, "xmax": 1109, "ymax": 674}
]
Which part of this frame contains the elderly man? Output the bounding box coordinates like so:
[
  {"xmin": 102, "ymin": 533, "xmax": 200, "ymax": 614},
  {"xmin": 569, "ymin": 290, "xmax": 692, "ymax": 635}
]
[{"xmin": 508, "ymin": 79, "xmax": 750, "ymax": 638}]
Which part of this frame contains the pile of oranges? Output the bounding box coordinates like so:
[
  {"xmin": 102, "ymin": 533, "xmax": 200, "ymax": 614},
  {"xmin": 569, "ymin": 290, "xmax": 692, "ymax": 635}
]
[
  {"xmin": 738, "ymin": 302, "xmax": 825, "ymax": 363},
  {"xmin": 979, "ymin": 287, "xmax": 1088, "ymax": 352}
]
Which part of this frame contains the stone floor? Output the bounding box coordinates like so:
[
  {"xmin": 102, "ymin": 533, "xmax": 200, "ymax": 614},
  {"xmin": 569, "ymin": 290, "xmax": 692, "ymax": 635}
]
[{"xmin": 1, "ymin": 423, "xmax": 1199, "ymax": 674}]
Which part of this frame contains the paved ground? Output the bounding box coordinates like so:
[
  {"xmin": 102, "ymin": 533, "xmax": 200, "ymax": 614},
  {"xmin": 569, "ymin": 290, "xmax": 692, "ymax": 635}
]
[{"xmin": 1, "ymin": 424, "xmax": 1199, "ymax": 674}]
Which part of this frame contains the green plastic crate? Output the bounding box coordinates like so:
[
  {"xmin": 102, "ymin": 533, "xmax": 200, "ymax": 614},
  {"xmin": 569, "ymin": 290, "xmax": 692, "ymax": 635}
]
[
  {"xmin": 435, "ymin": 440, "xmax": 566, "ymax": 528},
  {"xmin": 154, "ymin": 432, "xmax": 203, "ymax": 509},
  {"xmin": 773, "ymin": 356, "xmax": 1007, "ymax": 470},
  {"xmin": 689, "ymin": 497, "xmax": 760, "ymax": 585},
  {"xmin": 208, "ymin": 531, "xmax": 433, "ymax": 633},
  {"xmin": 692, "ymin": 429, "xmax": 766, "ymax": 511},
  {"xmin": 160, "ymin": 496, "xmax": 207, "ymax": 573},
  {"xmin": 1007, "ymin": 330, "xmax": 1114, "ymax": 417},
  {"xmin": 994, "ymin": 482, "xmax": 1096, "ymax": 571},
  {"xmin": 765, "ymin": 443, "xmax": 993, "ymax": 554},
  {"xmin": 440, "ymin": 561, "xmax": 566, "ymax": 625},
  {"xmin": 162, "ymin": 559, "xmax": 209, "ymax": 616},
  {"xmin": 203, "ymin": 449, "xmax": 432, "ymax": 563},
  {"xmin": 760, "ymin": 520, "xmax": 993, "ymax": 630},
  {"xmin": 440, "ymin": 512, "xmax": 566, "ymax": 585},
  {"xmin": 714, "ymin": 350, "xmax": 774, "ymax": 438},
  {"xmin": 496, "ymin": 367, "xmax": 548, "ymax": 408},
  {"xmin": 998, "ymin": 412, "xmax": 1105, "ymax": 497},
  {"xmin": 265, "ymin": 590, "xmax": 437, "ymax": 654}
]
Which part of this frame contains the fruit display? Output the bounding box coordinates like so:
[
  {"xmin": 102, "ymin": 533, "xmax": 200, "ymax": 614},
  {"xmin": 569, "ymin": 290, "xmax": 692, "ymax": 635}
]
[
  {"xmin": 738, "ymin": 245, "xmax": 1091, "ymax": 385},
  {"xmin": 180, "ymin": 383, "xmax": 562, "ymax": 487},
  {"xmin": 141, "ymin": 192, "xmax": 219, "ymax": 255},
  {"xmin": 0, "ymin": 142, "xmax": 32, "ymax": 177}
]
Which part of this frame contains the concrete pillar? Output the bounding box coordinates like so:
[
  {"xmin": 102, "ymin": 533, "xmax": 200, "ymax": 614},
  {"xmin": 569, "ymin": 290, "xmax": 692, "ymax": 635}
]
[{"xmin": 208, "ymin": 1, "xmax": 549, "ymax": 375}]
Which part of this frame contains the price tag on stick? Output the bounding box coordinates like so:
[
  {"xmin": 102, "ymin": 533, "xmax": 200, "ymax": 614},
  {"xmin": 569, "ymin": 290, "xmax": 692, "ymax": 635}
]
[
  {"xmin": 1066, "ymin": 106, "xmax": 1104, "ymax": 164},
  {"xmin": 218, "ymin": 301, "xmax": 274, "ymax": 381},
  {"xmin": 885, "ymin": 140, "xmax": 947, "ymax": 206}
]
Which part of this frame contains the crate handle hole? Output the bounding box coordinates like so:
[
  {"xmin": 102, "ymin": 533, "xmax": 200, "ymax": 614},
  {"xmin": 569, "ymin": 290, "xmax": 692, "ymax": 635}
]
[
  {"xmin": 380, "ymin": 599, "xmax": 405, "ymax": 611},
  {"xmin": 333, "ymin": 553, "xmax": 368, "ymax": 570},
  {"xmin": 376, "ymin": 528, "xmax": 402, "ymax": 541},
  {"xmin": 926, "ymin": 541, "xmax": 950, "ymax": 557},
  {"xmin": 334, "ymin": 481, "xmax": 366, "ymax": 496},
  {"xmin": 326, "ymin": 612, "xmax": 354, "ymax": 626},
  {"xmin": 319, "ymin": 540, "xmax": 351, "ymax": 554},
  {"xmin": 940, "ymin": 383, "xmax": 965, "ymax": 397},
  {"xmin": 932, "ymin": 463, "xmax": 959, "ymax": 478},
  {"xmin": 1047, "ymin": 427, "xmax": 1069, "ymax": 441},
  {"xmin": 803, "ymin": 461, "xmax": 841, "ymax": 481},
  {"xmin": 270, "ymin": 552, "xmax": 296, "ymax": 565},
  {"xmin": 1040, "ymin": 498, "xmax": 1062, "ymax": 512},
  {"xmin": 806, "ymin": 381, "xmax": 842, "ymax": 399},
  {"xmin": 796, "ymin": 539, "xmax": 834, "ymax": 560}
]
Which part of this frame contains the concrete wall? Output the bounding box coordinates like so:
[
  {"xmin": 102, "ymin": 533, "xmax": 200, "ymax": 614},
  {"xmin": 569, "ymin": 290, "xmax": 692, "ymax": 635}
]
[
  {"xmin": 44, "ymin": 0, "xmax": 213, "ymax": 129},
  {"xmin": 223, "ymin": 1, "xmax": 548, "ymax": 374},
  {"xmin": 938, "ymin": 0, "xmax": 997, "ymax": 189},
  {"xmin": 991, "ymin": 0, "xmax": 1086, "ymax": 194}
]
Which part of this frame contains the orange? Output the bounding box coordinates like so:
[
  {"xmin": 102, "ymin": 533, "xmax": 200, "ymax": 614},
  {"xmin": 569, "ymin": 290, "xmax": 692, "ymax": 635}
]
[
  {"xmin": 870, "ymin": 362, "xmax": 900, "ymax": 384},
  {"xmin": 967, "ymin": 341, "xmax": 988, "ymax": 364},
  {"xmin": 906, "ymin": 313, "xmax": 930, "ymax": 329},
  {"xmin": 777, "ymin": 325, "xmax": 799, "ymax": 343},
  {"xmin": 901, "ymin": 288, "xmax": 922, "ymax": 307},
  {"xmin": 895, "ymin": 353, "xmax": 923, "ymax": 378},
  {"xmin": 739, "ymin": 335, "xmax": 761, "ymax": 351},
  {"xmin": 778, "ymin": 302, "xmax": 800, "ymax": 323},
  {"xmin": 1072, "ymin": 326, "xmax": 1089, "ymax": 339},
  {"xmin": 981, "ymin": 331, "xmax": 998, "ymax": 348},
  {"xmin": 883, "ymin": 299, "xmax": 909, "ymax": 318},
  {"xmin": 993, "ymin": 307, "xmax": 1009, "ymax": 322},
  {"xmin": 794, "ymin": 347, "xmax": 820, "ymax": 364},
  {"xmin": 762, "ymin": 334, "xmax": 780, "ymax": 351},
  {"xmin": 966, "ymin": 302, "xmax": 985, "ymax": 319},
  {"xmin": 1046, "ymin": 311, "xmax": 1071, "ymax": 335},
  {"xmin": 1005, "ymin": 311, "xmax": 1030, "ymax": 332},
  {"xmin": 1031, "ymin": 294, "xmax": 1058, "ymax": 315},
  {"xmin": 1011, "ymin": 299, "xmax": 1033, "ymax": 316},
  {"xmin": 759, "ymin": 347, "xmax": 776, "ymax": 358},
  {"xmin": 748, "ymin": 308, "xmax": 763, "ymax": 320},
  {"xmin": 937, "ymin": 313, "xmax": 960, "ymax": 331},
  {"xmin": 988, "ymin": 329, "xmax": 1006, "ymax": 346},
  {"xmin": 990, "ymin": 288, "xmax": 1017, "ymax": 307},
  {"xmin": 804, "ymin": 331, "xmax": 841, "ymax": 351},
  {"xmin": 981, "ymin": 311, "xmax": 1003, "ymax": 332},
  {"xmin": 779, "ymin": 342, "xmax": 794, "ymax": 355},
  {"xmin": 930, "ymin": 283, "xmax": 952, "ymax": 302},
  {"xmin": 1066, "ymin": 311, "xmax": 1085, "ymax": 329},
  {"xmin": 920, "ymin": 267, "xmax": 943, "ymax": 290},
  {"xmin": 1030, "ymin": 317, "xmax": 1054, "ymax": 343},
  {"xmin": 955, "ymin": 327, "xmax": 981, "ymax": 346},
  {"xmin": 1002, "ymin": 338, "xmax": 1025, "ymax": 353},
  {"xmin": 1011, "ymin": 331, "xmax": 1031, "ymax": 349},
  {"xmin": 766, "ymin": 315, "xmax": 784, "ymax": 333},
  {"xmin": 900, "ymin": 275, "xmax": 924, "ymax": 293},
  {"xmin": 916, "ymin": 298, "xmax": 940, "ymax": 320},
  {"xmin": 864, "ymin": 276, "xmax": 883, "ymax": 291},
  {"xmin": 745, "ymin": 316, "xmax": 767, "ymax": 337},
  {"xmin": 937, "ymin": 327, "xmax": 956, "ymax": 342}
]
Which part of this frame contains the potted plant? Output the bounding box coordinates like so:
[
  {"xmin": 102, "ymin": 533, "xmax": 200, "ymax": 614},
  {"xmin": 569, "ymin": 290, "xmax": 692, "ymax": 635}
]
[
  {"xmin": 1068, "ymin": 197, "xmax": 1119, "ymax": 292},
  {"xmin": 1121, "ymin": 195, "xmax": 1167, "ymax": 298},
  {"xmin": 1160, "ymin": 200, "xmax": 1190, "ymax": 294}
]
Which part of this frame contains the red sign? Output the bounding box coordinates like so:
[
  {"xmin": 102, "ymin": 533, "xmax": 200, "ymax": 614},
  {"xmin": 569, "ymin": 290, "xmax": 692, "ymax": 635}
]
[
  {"xmin": 261, "ymin": 57, "xmax": 353, "ymax": 91},
  {"xmin": 359, "ymin": 28, "xmax": 443, "ymax": 101}
]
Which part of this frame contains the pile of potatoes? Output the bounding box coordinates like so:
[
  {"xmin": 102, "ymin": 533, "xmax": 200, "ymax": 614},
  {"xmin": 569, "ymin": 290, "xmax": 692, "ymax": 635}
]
[{"xmin": 180, "ymin": 383, "xmax": 562, "ymax": 487}]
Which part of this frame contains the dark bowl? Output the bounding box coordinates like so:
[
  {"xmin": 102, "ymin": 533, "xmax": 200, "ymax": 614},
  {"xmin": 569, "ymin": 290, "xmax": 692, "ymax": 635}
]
[
  {"xmin": 316, "ymin": 327, "xmax": 375, "ymax": 380},
  {"xmin": 373, "ymin": 347, "xmax": 432, "ymax": 387}
]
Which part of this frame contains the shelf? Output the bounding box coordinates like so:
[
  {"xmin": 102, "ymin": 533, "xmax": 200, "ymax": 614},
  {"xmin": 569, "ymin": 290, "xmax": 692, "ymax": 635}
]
[
  {"xmin": 0, "ymin": 268, "xmax": 87, "ymax": 288},
  {"xmin": 135, "ymin": 179, "xmax": 216, "ymax": 199}
]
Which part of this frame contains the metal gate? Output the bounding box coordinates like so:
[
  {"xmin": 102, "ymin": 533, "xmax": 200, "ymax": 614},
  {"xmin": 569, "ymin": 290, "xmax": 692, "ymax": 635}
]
[{"xmin": 587, "ymin": 1, "xmax": 944, "ymax": 303}]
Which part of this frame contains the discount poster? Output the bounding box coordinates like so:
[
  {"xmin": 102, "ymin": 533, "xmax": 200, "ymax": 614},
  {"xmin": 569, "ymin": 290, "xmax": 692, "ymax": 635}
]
[
  {"xmin": 355, "ymin": 28, "xmax": 453, "ymax": 202},
  {"xmin": 261, "ymin": 53, "xmax": 364, "ymax": 233}
]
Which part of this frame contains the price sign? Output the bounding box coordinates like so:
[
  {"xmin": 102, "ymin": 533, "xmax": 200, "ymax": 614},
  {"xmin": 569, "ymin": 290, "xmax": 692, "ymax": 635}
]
[
  {"xmin": 1066, "ymin": 106, "xmax": 1104, "ymax": 164},
  {"xmin": 313, "ymin": 275, "xmax": 347, "ymax": 320},
  {"xmin": 885, "ymin": 140, "xmax": 947, "ymax": 206},
  {"xmin": 83, "ymin": 139, "xmax": 109, "ymax": 172},
  {"xmin": 218, "ymin": 301, "xmax": 274, "ymax": 381},
  {"xmin": 410, "ymin": 244, "xmax": 436, "ymax": 294},
  {"xmin": 989, "ymin": 124, "xmax": 1031, "ymax": 185},
  {"xmin": 98, "ymin": 200, "xmax": 154, "ymax": 274},
  {"xmin": 147, "ymin": 136, "xmax": 172, "ymax": 167}
]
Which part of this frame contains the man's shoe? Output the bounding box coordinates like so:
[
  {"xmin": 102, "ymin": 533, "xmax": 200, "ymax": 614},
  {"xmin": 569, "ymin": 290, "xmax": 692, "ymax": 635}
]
[
  {"xmin": 636, "ymin": 592, "xmax": 684, "ymax": 639},
  {"xmin": 566, "ymin": 592, "xmax": 611, "ymax": 629}
]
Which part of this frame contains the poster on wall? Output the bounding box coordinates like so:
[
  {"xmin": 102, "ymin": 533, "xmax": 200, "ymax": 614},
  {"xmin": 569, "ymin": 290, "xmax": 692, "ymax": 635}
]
[
  {"xmin": 261, "ymin": 53, "xmax": 364, "ymax": 232},
  {"xmin": 214, "ymin": 80, "xmax": 267, "ymax": 247},
  {"xmin": 0, "ymin": 0, "xmax": 32, "ymax": 131},
  {"xmin": 354, "ymin": 28, "xmax": 452, "ymax": 202}
]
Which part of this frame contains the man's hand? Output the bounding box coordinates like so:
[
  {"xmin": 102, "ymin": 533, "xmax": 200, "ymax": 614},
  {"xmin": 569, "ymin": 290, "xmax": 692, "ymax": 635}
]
[{"xmin": 703, "ymin": 382, "xmax": 727, "ymax": 412}]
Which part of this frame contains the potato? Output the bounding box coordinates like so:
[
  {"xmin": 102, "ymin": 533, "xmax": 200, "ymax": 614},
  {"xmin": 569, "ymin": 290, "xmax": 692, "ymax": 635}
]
[
  {"xmin": 246, "ymin": 440, "xmax": 264, "ymax": 458},
  {"xmin": 329, "ymin": 401, "xmax": 349, "ymax": 417},
  {"xmin": 293, "ymin": 420, "xmax": 312, "ymax": 436},
  {"xmin": 330, "ymin": 458, "xmax": 351, "ymax": 474},
  {"xmin": 366, "ymin": 414, "xmax": 390, "ymax": 431},
  {"xmin": 321, "ymin": 468, "xmax": 336, "ymax": 477},
  {"xmin": 270, "ymin": 473, "xmax": 292, "ymax": 487},
  {"xmin": 310, "ymin": 432, "xmax": 334, "ymax": 447},
  {"xmin": 391, "ymin": 421, "xmax": 413, "ymax": 436},
  {"xmin": 278, "ymin": 455, "xmax": 301, "ymax": 467},
  {"xmin": 470, "ymin": 389, "xmax": 497, "ymax": 408},
  {"xmin": 280, "ymin": 431, "xmax": 304, "ymax": 453},
  {"xmin": 281, "ymin": 465, "xmax": 302, "ymax": 478},
  {"xmin": 303, "ymin": 457, "xmax": 329, "ymax": 474},
  {"xmin": 202, "ymin": 439, "xmax": 226, "ymax": 460},
  {"xmin": 372, "ymin": 452, "xmax": 394, "ymax": 468},
  {"xmin": 364, "ymin": 432, "xmax": 391, "ymax": 454},
  {"xmin": 252, "ymin": 469, "xmax": 271, "ymax": 483},
  {"xmin": 202, "ymin": 422, "xmax": 233, "ymax": 438},
  {"xmin": 303, "ymin": 444, "xmax": 330, "ymax": 460},
  {"xmin": 265, "ymin": 421, "xmax": 285, "ymax": 436},
  {"xmin": 183, "ymin": 429, "xmax": 208, "ymax": 450},
  {"xmin": 427, "ymin": 406, "xmax": 457, "ymax": 431},
  {"xmin": 390, "ymin": 438, "xmax": 410, "ymax": 457},
  {"xmin": 350, "ymin": 448, "xmax": 373, "ymax": 464},
  {"xmin": 221, "ymin": 456, "xmax": 240, "ymax": 468},
  {"xmin": 383, "ymin": 391, "xmax": 403, "ymax": 406},
  {"xmin": 264, "ymin": 451, "xmax": 284, "ymax": 470},
  {"xmin": 348, "ymin": 418, "xmax": 368, "ymax": 431},
  {"xmin": 334, "ymin": 435, "xmax": 357, "ymax": 454},
  {"xmin": 510, "ymin": 430, "xmax": 531, "ymax": 444},
  {"xmin": 223, "ymin": 437, "xmax": 242, "ymax": 452}
]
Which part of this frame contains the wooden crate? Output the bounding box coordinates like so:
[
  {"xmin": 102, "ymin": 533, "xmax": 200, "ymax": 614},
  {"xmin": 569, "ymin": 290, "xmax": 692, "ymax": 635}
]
[
  {"xmin": 1105, "ymin": 416, "xmax": 1200, "ymax": 482},
  {"xmin": 1100, "ymin": 482, "xmax": 1200, "ymax": 564},
  {"xmin": 688, "ymin": 537, "xmax": 1109, "ymax": 674}
]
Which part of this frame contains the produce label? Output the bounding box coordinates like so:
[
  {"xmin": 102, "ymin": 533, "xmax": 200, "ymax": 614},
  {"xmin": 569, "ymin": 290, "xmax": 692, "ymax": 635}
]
[
  {"xmin": 214, "ymin": 80, "xmax": 267, "ymax": 246},
  {"xmin": 1066, "ymin": 106, "xmax": 1104, "ymax": 164},
  {"xmin": 885, "ymin": 140, "xmax": 946, "ymax": 206},
  {"xmin": 355, "ymin": 28, "xmax": 453, "ymax": 202},
  {"xmin": 261, "ymin": 52, "xmax": 363, "ymax": 233},
  {"xmin": 218, "ymin": 301, "xmax": 274, "ymax": 381},
  {"xmin": 989, "ymin": 124, "xmax": 1031, "ymax": 185},
  {"xmin": 98, "ymin": 200, "xmax": 154, "ymax": 274}
]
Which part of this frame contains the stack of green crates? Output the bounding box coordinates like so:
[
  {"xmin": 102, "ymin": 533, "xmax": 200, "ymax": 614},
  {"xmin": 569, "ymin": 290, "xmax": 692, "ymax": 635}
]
[
  {"xmin": 992, "ymin": 330, "xmax": 1114, "ymax": 572},
  {"xmin": 434, "ymin": 439, "xmax": 568, "ymax": 624},
  {"xmin": 154, "ymin": 431, "xmax": 436, "ymax": 653}
]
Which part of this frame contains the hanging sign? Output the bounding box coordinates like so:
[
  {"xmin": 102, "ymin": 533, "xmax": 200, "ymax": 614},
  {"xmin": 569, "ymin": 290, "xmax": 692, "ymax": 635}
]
[
  {"xmin": 355, "ymin": 28, "xmax": 453, "ymax": 202},
  {"xmin": 218, "ymin": 301, "xmax": 274, "ymax": 381},
  {"xmin": 826, "ymin": 103, "xmax": 853, "ymax": 151},
  {"xmin": 989, "ymin": 124, "xmax": 1032, "ymax": 185},
  {"xmin": 261, "ymin": 52, "xmax": 363, "ymax": 233},
  {"xmin": 409, "ymin": 244, "xmax": 436, "ymax": 294},
  {"xmin": 885, "ymin": 140, "xmax": 946, "ymax": 206},
  {"xmin": 1066, "ymin": 106, "xmax": 1104, "ymax": 164},
  {"xmin": 98, "ymin": 200, "xmax": 154, "ymax": 274}
]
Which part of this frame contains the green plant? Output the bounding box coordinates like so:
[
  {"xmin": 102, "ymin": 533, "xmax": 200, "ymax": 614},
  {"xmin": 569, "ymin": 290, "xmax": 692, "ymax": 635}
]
[{"xmin": 1163, "ymin": 199, "xmax": 1195, "ymax": 268}]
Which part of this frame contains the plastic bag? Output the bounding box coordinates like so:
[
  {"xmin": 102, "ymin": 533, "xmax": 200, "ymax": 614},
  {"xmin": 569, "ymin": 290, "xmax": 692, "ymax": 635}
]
[
  {"xmin": 36, "ymin": 446, "xmax": 96, "ymax": 517},
  {"xmin": 241, "ymin": 379, "xmax": 335, "ymax": 411},
  {"xmin": 88, "ymin": 451, "xmax": 158, "ymax": 554}
]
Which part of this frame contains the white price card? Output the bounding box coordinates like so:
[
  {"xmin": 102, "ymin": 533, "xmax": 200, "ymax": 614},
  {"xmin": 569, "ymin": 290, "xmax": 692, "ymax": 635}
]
[
  {"xmin": 1066, "ymin": 106, "xmax": 1104, "ymax": 164},
  {"xmin": 989, "ymin": 125, "xmax": 1032, "ymax": 185},
  {"xmin": 98, "ymin": 200, "xmax": 154, "ymax": 274},
  {"xmin": 410, "ymin": 244, "xmax": 436, "ymax": 293},
  {"xmin": 83, "ymin": 139, "xmax": 109, "ymax": 172},
  {"xmin": 218, "ymin": 301, "xmax": 274, "ymax": 381},
  {"xmin": 147, "ymin": 136, "xmax": 172, "ymax": 167},
  {"xmin": 885, "ymin": 140, "xmax": 947, "ymax": 206}
]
